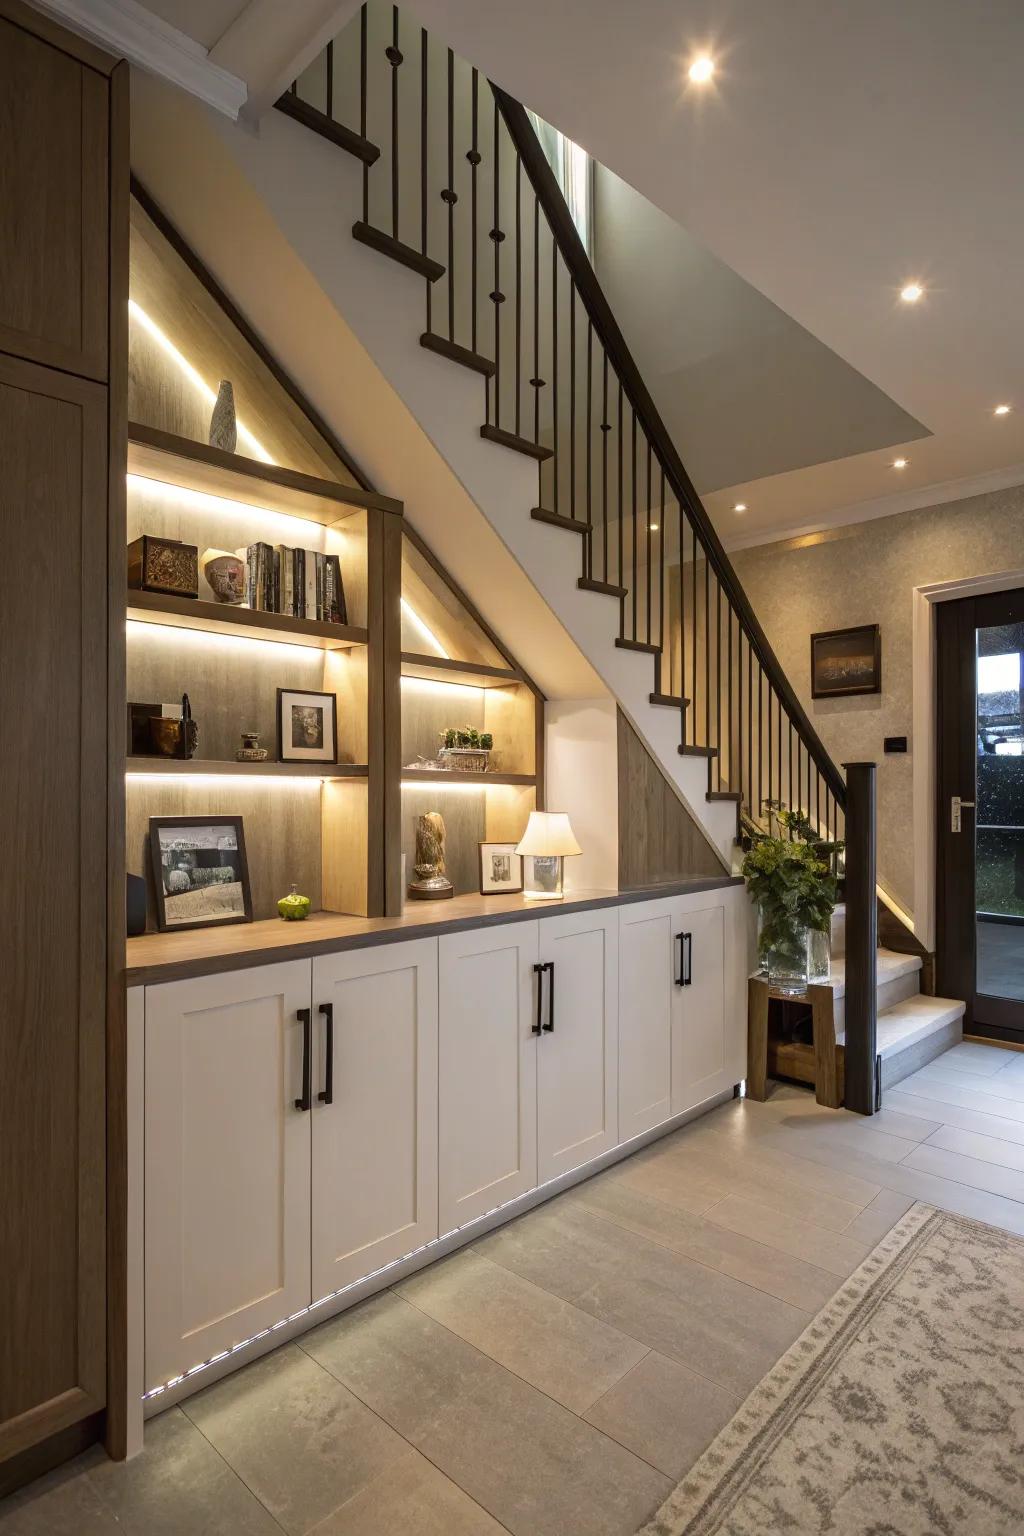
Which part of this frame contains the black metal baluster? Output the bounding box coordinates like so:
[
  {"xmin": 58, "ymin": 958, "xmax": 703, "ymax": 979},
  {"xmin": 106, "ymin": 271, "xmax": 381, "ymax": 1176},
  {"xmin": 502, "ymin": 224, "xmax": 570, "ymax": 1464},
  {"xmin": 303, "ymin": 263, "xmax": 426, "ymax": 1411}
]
[
  {"xmin": 658, "ymin": 463, "xmax": 666, "ymax": 667},
  {"xmin": 678, "ymin": 509, "xmax": 687, "ymax": 730},
  {"xmin": 645, "ymin": 437, "xmax": 652, "ymax": 647},
  {"xmin": 715, "ymin": 576, "xmax": 722, "ymax": 788},
  {"xmin": 617, "ymin": 380, "xmax": 624, "ymax": 594},
  {"xmin": 388, "ymin": 6, "xmax": 400, "ymax": 241},
  {"xmin": 421, "ymin": 28, "xmax": 430, "ymax": 331},
  {"xmin": 757, "ymin": 663, "xmax": 763, "ymax": 818},
  {"xmin": 360, "ymin": 4, "xmax": 369, "ymax": 222},
  {"xmin": 469, "ymin": 69, "xmax": 479, "ymax": 354},
  {"xmin": 532, "ymin": 193, "xmax": 541, "ymax": 448},
  {"xmin": 585, "ymin": 320, "xmax": 593, "ymax": 575},
  {"xmin": 601, "ymin": 350, "xmax": 609, "ymax": 580},
  {"xmin": 788, "ymin": 721, "xmax": 794, "ymax": 824},
  {"xmin": 514, "ymin": 154, "xmax": 522, "ymax": 436},
  {"xmin": 490, "ymin": 100, "xmax": 502, "ymax": 427},
  {"xmin": 630, "ymin": 409, "xmax": 638, "ymax": 642},
  {"xmin": 690, "ymin": 525, "xmax": 698, "ymax": 741},
  {"xmin": 767, "ymin": 681, "xmax": 773, "ymax": 812},
  {"xmin": 445, "ymin": 47, "xmax": 455, "ymax": 341},
  {"xmin": 569, "ymin": 282, "xmax": 576, "ymax": 520},
  {"xmin": 326, "ymin": 39, "xmax": 334, "ymax": 119},
  {"xmin": 704, "ymin": 544, "xmax": 710, "ymax": 749},
  {"xmin": 747, "ymin": 639, "xmax": 753, "ymax": 815},
  {"xmin": 551, "ymin": 237, "xmax": 559, "ymax": 515}
]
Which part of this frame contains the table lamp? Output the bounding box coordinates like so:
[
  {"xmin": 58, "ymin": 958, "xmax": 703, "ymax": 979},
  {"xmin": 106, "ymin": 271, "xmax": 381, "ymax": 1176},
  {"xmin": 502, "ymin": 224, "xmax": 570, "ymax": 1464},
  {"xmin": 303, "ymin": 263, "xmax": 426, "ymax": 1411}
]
[{"xmin": 515, "ymin": 811, "xmax": 581, "ymax": 900}]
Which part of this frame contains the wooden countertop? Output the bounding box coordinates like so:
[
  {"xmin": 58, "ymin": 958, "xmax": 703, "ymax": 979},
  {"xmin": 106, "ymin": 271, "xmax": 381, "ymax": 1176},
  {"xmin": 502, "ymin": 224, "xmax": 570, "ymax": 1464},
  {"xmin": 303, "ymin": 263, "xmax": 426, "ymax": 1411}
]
[{"xmin": 125, "ymin": 877, "xmax": 744, "ymax": 987}]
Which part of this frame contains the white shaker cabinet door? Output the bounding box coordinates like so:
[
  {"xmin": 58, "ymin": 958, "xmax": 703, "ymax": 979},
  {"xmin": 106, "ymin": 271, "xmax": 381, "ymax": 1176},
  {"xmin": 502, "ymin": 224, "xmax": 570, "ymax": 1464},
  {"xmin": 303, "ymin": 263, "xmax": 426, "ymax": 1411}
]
[
  {"xmin": 438, "ymin": 921, "xmax": 539, "ymax": 1234},
  {"xmin": 618, "ymin": 898, "xmax": 676, "ymax": 1140},
  {"xmin": 144, "ymin": 961, "xmax": 313, "ymax": 1392},
  {"xmin": 310, "ymin": 939, "xmax": 439, "ymax": 1299}
]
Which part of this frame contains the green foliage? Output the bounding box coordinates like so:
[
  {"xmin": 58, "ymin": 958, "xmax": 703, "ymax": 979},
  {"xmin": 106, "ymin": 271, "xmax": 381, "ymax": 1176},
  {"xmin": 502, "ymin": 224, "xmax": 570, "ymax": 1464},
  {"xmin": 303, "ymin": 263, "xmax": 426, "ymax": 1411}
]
[
  {"xmin": 741, "ymin": 802, "xmax": 844, "ymax": 969},
  {"xmin": 440, "ymin": 726, "xmax": 493, "ymax": 750}
]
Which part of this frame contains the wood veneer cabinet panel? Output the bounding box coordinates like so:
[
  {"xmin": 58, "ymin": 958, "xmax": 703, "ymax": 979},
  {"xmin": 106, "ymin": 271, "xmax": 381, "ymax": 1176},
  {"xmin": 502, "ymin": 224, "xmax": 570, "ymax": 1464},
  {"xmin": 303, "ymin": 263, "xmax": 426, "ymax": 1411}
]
[
  {"xmin": 0, "ymin": 15, "xmax": 109, "ymax": 381},
  {"xmin": 0, "ymin": 355, "xmax": 108, "ymax": 1459}
]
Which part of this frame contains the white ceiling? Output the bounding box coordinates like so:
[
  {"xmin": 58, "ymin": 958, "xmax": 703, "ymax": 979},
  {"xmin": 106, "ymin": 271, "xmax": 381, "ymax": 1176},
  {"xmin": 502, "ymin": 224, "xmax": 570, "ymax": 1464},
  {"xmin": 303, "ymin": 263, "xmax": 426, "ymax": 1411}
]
[{"xmin": 398, "ymin": 0, "xmax": 1024, "ymax": 543}]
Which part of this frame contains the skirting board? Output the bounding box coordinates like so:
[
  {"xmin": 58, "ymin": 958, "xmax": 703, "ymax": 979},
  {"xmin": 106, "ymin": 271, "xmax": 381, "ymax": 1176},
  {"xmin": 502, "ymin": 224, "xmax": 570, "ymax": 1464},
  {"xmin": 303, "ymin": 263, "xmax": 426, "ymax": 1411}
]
[{"xmin": 138, "ymin": 1085, "xmax": 738, "ymax": 1424}]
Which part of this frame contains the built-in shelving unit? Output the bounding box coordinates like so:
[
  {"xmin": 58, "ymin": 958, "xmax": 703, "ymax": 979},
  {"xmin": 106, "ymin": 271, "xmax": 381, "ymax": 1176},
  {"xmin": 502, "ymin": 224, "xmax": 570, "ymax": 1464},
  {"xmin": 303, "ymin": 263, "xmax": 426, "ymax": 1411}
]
[{"xmin": 124, "ymin": 185, "xmax": 543, "ymax": 942}]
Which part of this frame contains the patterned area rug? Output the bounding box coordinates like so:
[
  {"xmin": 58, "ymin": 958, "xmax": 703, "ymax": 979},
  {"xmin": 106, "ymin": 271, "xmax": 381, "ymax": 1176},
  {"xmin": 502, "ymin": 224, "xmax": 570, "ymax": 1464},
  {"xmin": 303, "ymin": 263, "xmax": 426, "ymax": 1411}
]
[{"xmin": 640, "ymin": 1203, "xmax": 1024, "ymax": 1535}]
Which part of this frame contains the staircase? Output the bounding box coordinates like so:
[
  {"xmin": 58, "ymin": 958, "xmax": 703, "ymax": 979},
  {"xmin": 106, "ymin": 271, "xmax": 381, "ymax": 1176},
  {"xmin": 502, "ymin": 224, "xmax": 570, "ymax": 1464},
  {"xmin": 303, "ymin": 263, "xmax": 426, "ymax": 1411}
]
[
  {"xmin": 829, "ymin": 907, "xmax": 965, "ymax": 1090},
  {"xmin": 134, "ymin": 0, "xmax": 965, "ymax": 1110}
]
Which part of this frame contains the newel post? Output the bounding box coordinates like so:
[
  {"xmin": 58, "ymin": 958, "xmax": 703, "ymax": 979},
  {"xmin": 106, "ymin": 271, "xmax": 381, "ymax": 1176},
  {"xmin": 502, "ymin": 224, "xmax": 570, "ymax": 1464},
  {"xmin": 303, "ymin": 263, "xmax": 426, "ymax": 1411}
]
[{"xmin": 842, "ymin": 762, "xmax": 878, "ymax": 1115}]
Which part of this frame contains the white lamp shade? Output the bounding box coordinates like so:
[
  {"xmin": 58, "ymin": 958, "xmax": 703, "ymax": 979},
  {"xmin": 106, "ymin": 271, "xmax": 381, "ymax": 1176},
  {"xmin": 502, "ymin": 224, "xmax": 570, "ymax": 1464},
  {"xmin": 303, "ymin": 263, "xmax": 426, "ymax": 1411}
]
[{"xmin": 515, "ymin": 811, "xmax": 581, "ymax": 858}]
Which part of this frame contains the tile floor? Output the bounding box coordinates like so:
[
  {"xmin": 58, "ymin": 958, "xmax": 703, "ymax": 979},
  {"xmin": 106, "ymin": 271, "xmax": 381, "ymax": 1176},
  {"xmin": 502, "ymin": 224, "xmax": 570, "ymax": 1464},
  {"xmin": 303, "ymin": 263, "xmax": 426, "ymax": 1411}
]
[{"xmin": 4, "ymin": 1039, "xmax": 1024, "ymax": 1536}]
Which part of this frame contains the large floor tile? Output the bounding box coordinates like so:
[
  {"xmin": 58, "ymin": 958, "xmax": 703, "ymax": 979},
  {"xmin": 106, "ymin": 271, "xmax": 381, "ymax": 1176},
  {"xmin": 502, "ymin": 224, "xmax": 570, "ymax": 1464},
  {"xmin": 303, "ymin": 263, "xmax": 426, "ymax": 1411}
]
[
  {"xmin": 674, "ymin": 1111, "xmax": 885, "ymax": 1209},
  {"xmin": 303, "ymin": 1292, "xmax": 670, "ymax": 1536},
  {"xmin": 88, "ymin": 1407, "xmax": 284, "ymax": 1536},
  {"xmin": 884, "ymin": 1088, "xmax": 1024, "ymax": 1147},
  {"xmin": 397, "ymin": 1247, "xmax": 647, "ymax": 1413},
  {"xmin": 571, "ymin": 1171, "xmax": 839, "ymax": 1311},
  {"xmin": 925, "ymin": 1122, "xmax": 1024, "ymax": 1172},
  {"xmin": 182, "ymin": 1344, "xmax": 407, "ymax": 1536},
  {"xmin": 941, "ymin": 1041, "xmax": 1021, "ymax": 1075},
  {"xmin": 869, "ymin": 1105, "xmax": 943, "ymax": 1141},
  {"xmin": 0, "ymin": 1450, "xmax": 119, "ymax": 1536},
  {"xmin": 895, "ymin": 1073, "xmax": 1024, "ymax": 1123},
  {"xmin": 840, "ymin": 1187, "xmax": 917, "ymax": 1246},
  {"xmin": 476, "ymin": 1200, "xmax": 810, "ymax": 1396},
  {"xmin": 583, "ymin": 1350, "xmax": 740, "ymax": 1481},
  {"xmin": 704, "ymin": 1193, "xmax": 873, "ymax": 1277},
  {"xmin": 902, "ymin": 1141, "xmax": 1024, "ymax": 1201},
  {"xmin": 310, "ymin": 1448, "xmax": 505, "ymax": 1535},
  {"xmin": 912, "ymin": 1063, "xmax": 1024, "ymax": 1104}
]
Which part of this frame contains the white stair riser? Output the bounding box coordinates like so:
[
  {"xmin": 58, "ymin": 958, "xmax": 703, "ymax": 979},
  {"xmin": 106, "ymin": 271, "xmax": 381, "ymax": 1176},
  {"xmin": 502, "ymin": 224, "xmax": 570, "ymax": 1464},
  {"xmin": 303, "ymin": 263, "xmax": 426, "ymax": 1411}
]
[
  {"xmin": 833, "ymin": 969, "xmax": 922, "ymax": 1036},
  {"xmin": 881, "ymin": 1019, "xmax": 964, "ymax": 1090}
]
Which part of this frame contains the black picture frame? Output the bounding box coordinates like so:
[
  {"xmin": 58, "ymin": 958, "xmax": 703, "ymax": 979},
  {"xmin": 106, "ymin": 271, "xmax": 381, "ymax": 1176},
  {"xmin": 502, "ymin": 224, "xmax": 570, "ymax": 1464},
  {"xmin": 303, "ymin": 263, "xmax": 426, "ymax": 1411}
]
[
  {"xmin": 276, "ymin": 687, "xmax": 339, "ymax": 763},
  {"xmin": 478, "ymin": 841, "xmax": 523, "ymax": 895},
  {"xmin": 810, "ymin": 624, "xmax": 881, "ymax": 699},
  {"xmin": 148, "ymin": 815, "xmax": 253, "ymax": 932}
]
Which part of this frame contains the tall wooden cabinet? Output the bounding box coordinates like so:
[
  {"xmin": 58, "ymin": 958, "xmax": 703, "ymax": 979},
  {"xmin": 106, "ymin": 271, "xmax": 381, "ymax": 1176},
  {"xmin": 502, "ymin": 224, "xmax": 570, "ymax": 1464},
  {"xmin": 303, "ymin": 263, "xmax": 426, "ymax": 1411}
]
[{"xmin": 0, "ymin": 0, "xmax": 127, "ymax": 1480}]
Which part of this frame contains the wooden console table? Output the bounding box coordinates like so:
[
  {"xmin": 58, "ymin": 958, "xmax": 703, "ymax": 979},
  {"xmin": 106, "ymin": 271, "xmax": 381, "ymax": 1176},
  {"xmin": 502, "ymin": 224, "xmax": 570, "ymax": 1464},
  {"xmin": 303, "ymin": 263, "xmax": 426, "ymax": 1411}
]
[{"xmin": 747, "ymin": 975, "xmax": 844, "ymax": 1109}]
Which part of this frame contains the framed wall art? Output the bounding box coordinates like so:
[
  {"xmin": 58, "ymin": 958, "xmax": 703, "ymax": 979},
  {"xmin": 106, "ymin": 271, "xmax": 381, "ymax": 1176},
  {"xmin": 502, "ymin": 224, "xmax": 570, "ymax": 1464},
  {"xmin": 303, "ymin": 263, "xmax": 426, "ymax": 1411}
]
[
  {"xmin": 810, "ymin": 624, "xmax": 881, "ymax": 699},
  {"xmin": 277, "ymin": 687, "xmax": 338, "ymax": 763},
  {"xmin": 149, "ymin": 815, "xmax": 252, "ymax": 931},
  {"xmin": 478, "ymin": 841, "xmax": 523, "ymax": 895}
]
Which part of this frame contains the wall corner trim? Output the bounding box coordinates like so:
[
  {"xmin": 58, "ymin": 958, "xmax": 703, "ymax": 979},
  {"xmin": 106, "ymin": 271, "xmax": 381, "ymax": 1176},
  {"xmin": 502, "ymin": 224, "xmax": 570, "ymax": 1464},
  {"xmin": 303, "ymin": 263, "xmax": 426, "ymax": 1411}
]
[{"xmin": 32, "ymin": 0, "xmax": 248, "ymax": 119}]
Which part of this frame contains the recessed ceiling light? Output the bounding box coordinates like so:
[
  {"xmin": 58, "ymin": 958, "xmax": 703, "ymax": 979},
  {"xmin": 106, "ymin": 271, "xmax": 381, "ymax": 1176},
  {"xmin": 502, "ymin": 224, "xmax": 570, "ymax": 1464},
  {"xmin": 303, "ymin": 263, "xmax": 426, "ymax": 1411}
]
[
  {"xmin": 733, "ymin": 502, "xmax": 747, "ymax": 512},
  {"xmin": 688, "ymin": 54, "xmax": 715, "ymax": 84},
  {"xmin": 994, "ymin": 403, "xmax": 1012, "ymax": 416},
  {"xmin": 893, "ymin": 457, "xmax": 908, "ymax": 469},
  {"xmin": 900, "ymin": 283, "xmax": 924, "ymax": 304}
]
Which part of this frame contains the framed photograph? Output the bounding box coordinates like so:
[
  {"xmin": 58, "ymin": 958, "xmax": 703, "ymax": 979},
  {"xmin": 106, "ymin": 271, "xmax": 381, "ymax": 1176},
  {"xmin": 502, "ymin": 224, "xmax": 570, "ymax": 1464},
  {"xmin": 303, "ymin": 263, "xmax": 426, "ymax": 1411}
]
[
  {"xmin": 149, "ymin": 816, "xmax": 252, "ymax": 932},
  {"xmin": 277, "ymin": 687, "xmax": 338, "ymax": 763},
  {"xmin": 478, "ymin": 841, "xmax": 523, "ymax": 895},
  {"xmin": 810, "ymin": 624, "xmax": 881, "ymax": 699}
]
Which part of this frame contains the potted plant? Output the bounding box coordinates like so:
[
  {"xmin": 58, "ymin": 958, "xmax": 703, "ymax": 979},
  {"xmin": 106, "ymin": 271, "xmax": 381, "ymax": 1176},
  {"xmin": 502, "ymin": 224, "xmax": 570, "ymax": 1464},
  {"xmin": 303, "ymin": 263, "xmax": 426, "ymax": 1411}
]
[
  {"xmin": 438, "ymin": 725, "xmax": 493, "ymax": 772},
  {"xmin": 741, "ymin": 802, "xmax": 843, "ymax": 995}
]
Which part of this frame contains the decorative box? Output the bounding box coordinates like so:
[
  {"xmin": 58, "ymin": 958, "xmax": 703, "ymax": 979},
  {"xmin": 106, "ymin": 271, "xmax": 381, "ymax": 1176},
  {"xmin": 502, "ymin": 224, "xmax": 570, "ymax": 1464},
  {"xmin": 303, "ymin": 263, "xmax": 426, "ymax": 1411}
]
[
  {"xmin": 127, "ymin": 534, "xmax": 199, "ymax": 598},
  {"xmin": 438, "ymin": 747, "xmax": 490, "ymax": 773}
]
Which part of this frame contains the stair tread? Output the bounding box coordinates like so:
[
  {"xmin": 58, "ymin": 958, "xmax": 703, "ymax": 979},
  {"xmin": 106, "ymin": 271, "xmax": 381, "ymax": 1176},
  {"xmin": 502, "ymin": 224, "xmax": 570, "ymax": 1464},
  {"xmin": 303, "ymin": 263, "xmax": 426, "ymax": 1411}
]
[
  {"xmin": 480, "ymin": 424, "xmax": 553, "ymax": 462},
  {"xmin": 707, "ymin": 790, "xmax": 742, "ymax": 802},
  {"xmin": 353, "ymin": 222, "xmax": 445, "ymax": 282},
  {"xmin": 650, "ymin": 693, "xmax": 689, "ymax": 708},
  {"xmin": 615, "ymin": 637, "xmax": 661, "ymax": 654},
  {"xmin": 531, "ymin": 507, "xmax": 592, "ymax": 534},
  {"xmin": 420, "ymin": 332, "xmax": 496, "ymax": 377},
  {"xmin": 749, "ymin": 948, "xmax": 922, "ymax": 1001},
  {"xmin": 679, "ymin": 744, "xmax": 718, "ymax": 758},
  {"xmin": 835, "ymin": 994, "xmax": 965, "ymax": 1058},
  {"xmin": 578, "ymin": 576, "xmax": 627, "ymax": 598}
]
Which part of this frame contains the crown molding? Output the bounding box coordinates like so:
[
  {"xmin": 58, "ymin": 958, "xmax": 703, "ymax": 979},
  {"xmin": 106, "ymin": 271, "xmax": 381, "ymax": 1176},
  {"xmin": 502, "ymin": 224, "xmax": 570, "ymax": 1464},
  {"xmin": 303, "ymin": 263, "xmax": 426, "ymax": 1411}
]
[
  {"xmin": 32, "ymin": 0, "xmax": 247, "ymax": 118},
  {"xmin": 721, "ymin": 459, "xmax": 1024, "ymax": 553}
]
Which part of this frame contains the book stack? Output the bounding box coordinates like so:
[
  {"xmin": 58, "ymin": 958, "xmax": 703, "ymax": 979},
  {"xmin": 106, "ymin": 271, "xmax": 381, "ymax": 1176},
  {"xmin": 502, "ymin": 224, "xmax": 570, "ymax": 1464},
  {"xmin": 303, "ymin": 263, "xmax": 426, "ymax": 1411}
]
[{"xmin": 239, "ymin": 544, "xmax": 347, "ymax": 624}]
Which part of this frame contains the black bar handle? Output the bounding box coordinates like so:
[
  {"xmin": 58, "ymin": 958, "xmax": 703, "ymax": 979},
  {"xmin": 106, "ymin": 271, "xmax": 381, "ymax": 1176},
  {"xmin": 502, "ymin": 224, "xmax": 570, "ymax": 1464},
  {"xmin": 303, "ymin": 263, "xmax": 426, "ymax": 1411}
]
[
  {"xmin": 532, "ymin": 962, "xmax": 545, "ymax": 1034},
  {"xmin": 295, "ymin": 1008, "xmax": 312, "ymax": 1111},
  {"xmin": 318, "ymin": 1002, "xmax": 334, "ymax": 1105},
  {"xmin": 542, "ymin": 961, "xmax": 555, "ymax": 1032},
  {"xmin": 683, "ymin": 932, "xmax": 693, "ymax": 987},
  {"xmin": 674, "ymin": 932, "xmax": 685, "ymax": 987}
]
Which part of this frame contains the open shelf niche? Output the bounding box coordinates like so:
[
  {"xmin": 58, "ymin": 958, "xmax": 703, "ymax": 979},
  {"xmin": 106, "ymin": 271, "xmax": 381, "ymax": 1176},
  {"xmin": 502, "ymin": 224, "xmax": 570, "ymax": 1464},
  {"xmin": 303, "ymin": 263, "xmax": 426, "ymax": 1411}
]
[
  {"xmin": 124, "ymin": 186, "xmax": 545, "ymax": 935},
  {"xmin": 399, "ymin": 531, "xmax": 544, "ymax": 899}
]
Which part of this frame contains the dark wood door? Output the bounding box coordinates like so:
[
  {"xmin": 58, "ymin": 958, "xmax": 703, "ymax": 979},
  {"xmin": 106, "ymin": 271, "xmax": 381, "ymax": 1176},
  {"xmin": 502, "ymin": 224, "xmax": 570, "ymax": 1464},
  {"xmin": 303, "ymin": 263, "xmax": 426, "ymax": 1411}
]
[
  {"xmin": 936, "ymin": 588, "xmax": 1024, "ymax": 1042},
  {"xmin": 0, "ymin": 11, "xmax": 109, "ymax": 381},
  {"xmin": 0, "ymin": 353, "xmax": 108, "ymax": 1460}
]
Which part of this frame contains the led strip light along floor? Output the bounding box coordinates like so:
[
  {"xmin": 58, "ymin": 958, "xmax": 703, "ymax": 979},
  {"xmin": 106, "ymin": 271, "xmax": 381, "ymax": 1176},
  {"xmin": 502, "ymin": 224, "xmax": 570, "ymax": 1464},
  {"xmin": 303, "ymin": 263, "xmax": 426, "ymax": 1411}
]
[{"xmin": 142, "ymin": 1090, "xmax": 746, "ymax": 1403}]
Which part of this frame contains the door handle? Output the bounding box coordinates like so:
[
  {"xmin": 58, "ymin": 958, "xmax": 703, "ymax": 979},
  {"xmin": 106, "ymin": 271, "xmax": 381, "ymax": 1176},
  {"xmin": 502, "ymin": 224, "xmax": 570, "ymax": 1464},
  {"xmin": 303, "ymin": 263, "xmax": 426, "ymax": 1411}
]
[
  {"xmin": 295, "ymin": 1008, "xmax": 312, "ymax": 1111},
  {"xmin": 542, "ymin": 961, "xmax": 555, "ymax": 1032},
  {"xmin": 317, "ymin": 1002, "xmax": 334, "ymax": 1105},
  {"xmin": 683, "ymin": 932, "xmax": 693, "ymax": 987},
  {"xmin": 532, "ymin": 962, "xmax": 545, "ymax": 1034},
  {"xmin": 674, "ymin": 931, "xmax": 686, "ymax": 987},
  {"xmin": 951, "ymin": 795, "xmax": 975, "ymax": 833}
]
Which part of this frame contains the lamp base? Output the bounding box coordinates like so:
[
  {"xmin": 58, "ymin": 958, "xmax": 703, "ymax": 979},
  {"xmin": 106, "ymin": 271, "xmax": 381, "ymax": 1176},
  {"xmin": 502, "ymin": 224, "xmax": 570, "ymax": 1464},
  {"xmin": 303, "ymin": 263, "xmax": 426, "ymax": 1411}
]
[
  {"xmin": 522, "ymin": 889, "xmax": 564, "ymax": 901},
  {"xmin": 522, "ymin": 855, "xmax": 564, "ymax": 901}
]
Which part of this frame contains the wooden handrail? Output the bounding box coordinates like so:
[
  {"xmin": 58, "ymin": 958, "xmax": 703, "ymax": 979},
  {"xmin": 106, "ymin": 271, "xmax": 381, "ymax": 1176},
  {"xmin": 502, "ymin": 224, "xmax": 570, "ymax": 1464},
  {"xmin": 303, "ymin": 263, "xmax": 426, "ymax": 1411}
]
[{"xmin": 492, "ymin": 87, "xmax": 847, "ymax": 809}]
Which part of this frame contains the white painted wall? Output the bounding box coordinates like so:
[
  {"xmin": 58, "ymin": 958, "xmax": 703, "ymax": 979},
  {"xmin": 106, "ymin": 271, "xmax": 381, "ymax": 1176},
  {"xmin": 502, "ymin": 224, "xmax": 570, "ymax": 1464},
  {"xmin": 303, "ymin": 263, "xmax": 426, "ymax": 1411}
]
[{"xmin": 546, "ymin": 699, "xmax": 619, "ymax": 892}]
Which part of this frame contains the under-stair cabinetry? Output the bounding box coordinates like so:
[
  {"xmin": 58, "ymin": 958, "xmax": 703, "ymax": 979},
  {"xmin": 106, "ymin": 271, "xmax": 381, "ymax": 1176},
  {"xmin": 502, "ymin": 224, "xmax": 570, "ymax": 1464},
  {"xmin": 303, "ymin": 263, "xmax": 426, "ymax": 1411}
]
[
  {"xmin": 619, "ymin": 888, "xmax": 746, "ymax": 1139},
  {"xmin": 144, "ymin": 961, "xmax": 313, "ymax": 1392},
  {"xmin": 311, "ymin": 941, "xmax": 439, "ymax": 1295}
]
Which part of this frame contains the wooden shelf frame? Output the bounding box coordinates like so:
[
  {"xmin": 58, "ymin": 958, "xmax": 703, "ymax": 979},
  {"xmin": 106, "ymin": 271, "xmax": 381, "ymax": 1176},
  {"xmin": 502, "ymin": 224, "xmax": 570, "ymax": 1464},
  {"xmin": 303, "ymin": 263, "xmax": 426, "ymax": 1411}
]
[
  {"xmin": 126, "ymin": 758, "xmax": 369, "ymax": 778},
  {"xmin": 127, "ymin": 589, "xmax": 369, "ymax": 649},
  {"xmin": 400, "ymin": 652, "xmax": 522, "ymax": 689},
  {"xmin": 399, "ymin": 769, "xmax": 537, "ymax": 787},
  {"xmin": 127, "ymin": 422, "xmax": 402, "ymax": 527}
]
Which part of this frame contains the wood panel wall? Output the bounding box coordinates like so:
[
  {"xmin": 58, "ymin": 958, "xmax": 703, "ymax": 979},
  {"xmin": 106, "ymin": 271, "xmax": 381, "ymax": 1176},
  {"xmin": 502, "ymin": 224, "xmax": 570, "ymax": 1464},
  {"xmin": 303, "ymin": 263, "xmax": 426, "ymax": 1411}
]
[{"xmin": 617, "ymin": 709, "xmax": 726, "ymax": 888}]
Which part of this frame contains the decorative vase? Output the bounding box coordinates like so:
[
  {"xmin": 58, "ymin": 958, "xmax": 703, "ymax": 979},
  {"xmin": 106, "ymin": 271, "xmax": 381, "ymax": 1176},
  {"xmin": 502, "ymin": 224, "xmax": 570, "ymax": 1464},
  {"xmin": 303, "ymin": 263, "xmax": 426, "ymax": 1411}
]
[
  {"xmin": 209, "ymin": 379, "xmax": 237, "ymax": 452},
  {"xmin": 202, "ymin": 547, "xmax": 246, "ymax": 604},
  {"xmin": 236, "ymin": 731, "xmax": 268, "ymax": 763},
  {"xmin": 759, "ymin": 910, "xmax": 831, "ymax": 996},
  {"xmin": 407, "ymin": 811, "xmax": 454, "ymax": 901},
  {"xmin": 438, "ymin": 746, "xmax": 490, "ymax": 773},
  {"xmin": 277, "ymin": 883, "xmax": 311, "ymax": 921}
]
